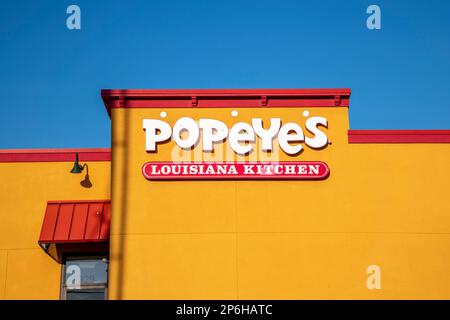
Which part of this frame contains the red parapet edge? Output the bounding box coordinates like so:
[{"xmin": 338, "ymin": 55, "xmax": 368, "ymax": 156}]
[
  {"xmin": 101, "ymin": 88, "xmax": 352, "ymax": 116},
  {"xmin": 0, "ymin": 148, "xmax": 111, "ymax": 162},
  {"xmin": 348, "ymin": 130, "xmax": 450, "ymax": 143}
]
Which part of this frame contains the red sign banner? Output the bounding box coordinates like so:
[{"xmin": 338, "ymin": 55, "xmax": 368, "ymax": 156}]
[{"xmin": 142, "ymin": 161, "xmax": 329, "ymax": 180}]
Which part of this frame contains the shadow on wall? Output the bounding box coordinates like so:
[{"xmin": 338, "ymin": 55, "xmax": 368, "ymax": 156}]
[
  {"xmin": 80, "ymin": 164, "xmax": 92, "ymax": 188},
  {"xmin": 112, "ymin": 92, "xmax": 131, "ymax": 300}
]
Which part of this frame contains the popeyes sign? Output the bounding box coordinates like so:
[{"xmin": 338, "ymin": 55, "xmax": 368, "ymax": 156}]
[{"xmin": 141, "ymin": 113, "xmax": 330, "ymax": 180}]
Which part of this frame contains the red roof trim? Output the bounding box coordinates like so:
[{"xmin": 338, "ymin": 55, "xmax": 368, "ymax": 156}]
[
  {"xmin": 101, "ymin": 88, "xmax": 352, "ymax": 116},
  {"xmin": 47, "ymin": 199, "xmax": 111, "ymax": 204},
  {"xmin": 0, "ymin": 148, "xmax": 111, "ymax": 162},
  {"xmin": 348, "ymin": 130, "xmax": 450, "ymax": 143}
]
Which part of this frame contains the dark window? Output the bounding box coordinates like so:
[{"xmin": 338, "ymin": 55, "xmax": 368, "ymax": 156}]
[{"xmin": 61, "ymin": 256, "xmax": 108, "ymax": 300}]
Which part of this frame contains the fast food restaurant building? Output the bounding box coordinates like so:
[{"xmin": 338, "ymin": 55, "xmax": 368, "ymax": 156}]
[{"xmin": 0, "ymin": 88, "xmax": 450, "ymax": 300}]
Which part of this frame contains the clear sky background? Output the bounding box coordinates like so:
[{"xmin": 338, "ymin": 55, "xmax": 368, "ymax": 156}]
[{"xmin": 0, "ymin": 0, "xmax": 449, "ymax": 149}]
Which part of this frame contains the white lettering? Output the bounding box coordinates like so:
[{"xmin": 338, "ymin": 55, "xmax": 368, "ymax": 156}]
[
  {"xmin": 229, "ymin": 122, "xmax": 256, "ymax": 155},
  {"xmin": 252, "ymin": 118, "xmax": 281, "ymax": 151},
  {"xmin": 305, "ymin": 116, "xmax": 328, "ymax": 149},
  {"xmin": 143, "ymin": 119, "xmax": 172, "ymax": 151},
  {"xmin": 172, "ymin": 117, "xmax": 199, "ymax": 150},
  {"xmin": 278, "ymin": 123, "xmax": 304, "ymax": 155},
  {"xmin": 199, "ymin": 119, "xmax": 228, "ymax": 152},
  {"xmin": 143, "ymin": 116, "xmax": 329, "ymax": 155}
]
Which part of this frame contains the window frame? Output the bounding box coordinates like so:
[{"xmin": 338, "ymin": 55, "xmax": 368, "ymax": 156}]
[{"xmin": 60, "ymin": 254, "xmax": 109, "ymax": 300}]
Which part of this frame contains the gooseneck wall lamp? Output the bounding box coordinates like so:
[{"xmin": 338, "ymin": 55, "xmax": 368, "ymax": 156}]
[
  {"xmin": 70, "ymin": 152, "xmax": 87, "ymax": 174},
  {"xmin": 70, "ymin": 152, "xmax": 92, "ymax": 188}
]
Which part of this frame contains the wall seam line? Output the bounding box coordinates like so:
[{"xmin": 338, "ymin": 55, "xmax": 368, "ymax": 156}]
[{"xmin": 3, "ymin": 251, "xmax": 8, "ymax": 299}]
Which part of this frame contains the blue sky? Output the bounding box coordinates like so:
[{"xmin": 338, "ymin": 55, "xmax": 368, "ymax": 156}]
[{"xmin": 0, "ymin": 0, "xmax": 449, "ymax": 149}]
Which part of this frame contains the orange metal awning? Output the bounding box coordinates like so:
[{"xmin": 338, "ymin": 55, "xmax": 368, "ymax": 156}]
[{"xmin": 38, "ymin": 200, "xmax": 111, "ymax": 262}]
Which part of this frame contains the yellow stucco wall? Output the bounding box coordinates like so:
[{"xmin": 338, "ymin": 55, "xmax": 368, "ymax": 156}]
[
  {"xmin": 1, "ymin": 104, "xmax": 449, "ymax": 300},
  {"xmin": 0, "ymin": 161, "xmax": 110, "ymax": 299},
  {"xmin": 109, "ymin": 106, "xmax": 450, "ymax": 299}
]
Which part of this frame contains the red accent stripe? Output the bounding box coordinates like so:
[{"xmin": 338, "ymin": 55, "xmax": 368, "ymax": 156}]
[
  {"xmin": 39, "ymin": 200, "xmax": 111, "ymax": 244},
  {"xmin": 348, "ymin": 130, "xmax": 450, "ymax": 143},
  {"xmin": 101, "ymin": 88, "xmax": 352, "ymax": 116},
  {"xmin": 101, "ymin": 88, "xmax": 352, "ymax": 96},
  {"xmin": 0, "ymin": 148, "xmax": 111, "ymax": 162}
]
